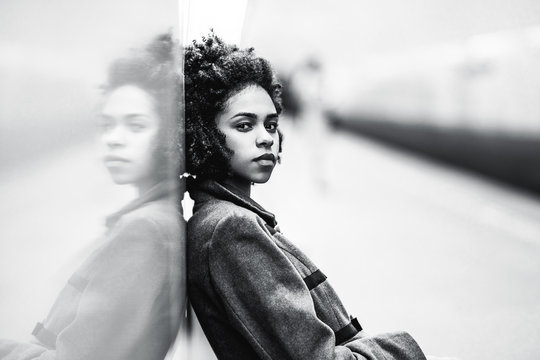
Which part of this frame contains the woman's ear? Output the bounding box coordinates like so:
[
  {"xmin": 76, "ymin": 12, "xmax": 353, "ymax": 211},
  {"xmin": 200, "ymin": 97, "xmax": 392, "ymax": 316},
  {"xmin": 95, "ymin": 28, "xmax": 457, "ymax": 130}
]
[{"xmin": 277, "ymin": 128, "xmax": 284, "ymax": 163}]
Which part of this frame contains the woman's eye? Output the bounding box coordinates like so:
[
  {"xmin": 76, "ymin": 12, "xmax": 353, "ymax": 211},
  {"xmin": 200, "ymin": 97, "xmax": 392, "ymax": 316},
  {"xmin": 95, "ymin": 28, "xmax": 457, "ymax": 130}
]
[
  {"xmin": 266, "ymin": 122, "xmax": 278, "ymax": 132},
  {"xmin": 98, "ymin": 119, "xmax": 113, "ymax": 132},
  {"xmin": 129, "ymin": 122, "xmax": 146, "ymax": 132},
  {"xmin": 235, "ymin": 123, "xmax": 252, "ymax": 131}
]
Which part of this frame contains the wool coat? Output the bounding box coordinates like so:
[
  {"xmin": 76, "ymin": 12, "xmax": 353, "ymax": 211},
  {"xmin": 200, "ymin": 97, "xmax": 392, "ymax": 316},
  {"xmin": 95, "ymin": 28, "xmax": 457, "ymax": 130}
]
[
  {"xmin": 0, "ymin": 181, "xmax": 185, "ymax": 360},
  {"xmin": 187, "ymin": 179, "xmax": 427, "ymax": 360}
]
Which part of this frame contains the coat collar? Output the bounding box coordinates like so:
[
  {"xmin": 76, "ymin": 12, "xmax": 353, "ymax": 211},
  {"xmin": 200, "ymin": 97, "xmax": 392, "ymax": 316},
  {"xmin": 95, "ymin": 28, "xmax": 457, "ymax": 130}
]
[
  {"xmin": 105, "ymin": 179, "xmax": 182, "ymax": 228},
  {"xmin": 190, "ymin": 179, "xmax": 277, "ymax": 228}
]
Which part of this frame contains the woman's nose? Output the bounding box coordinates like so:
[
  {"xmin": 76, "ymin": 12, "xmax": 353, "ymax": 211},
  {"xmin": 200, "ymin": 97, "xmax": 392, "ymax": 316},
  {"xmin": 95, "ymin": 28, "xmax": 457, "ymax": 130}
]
[
  {"xmin": 103, "ymin": 125, "xmax": 126, "ymax": 148},
  {"xmin": 256, "ymin": 128, "xmax": 274, "ymax": 147}
]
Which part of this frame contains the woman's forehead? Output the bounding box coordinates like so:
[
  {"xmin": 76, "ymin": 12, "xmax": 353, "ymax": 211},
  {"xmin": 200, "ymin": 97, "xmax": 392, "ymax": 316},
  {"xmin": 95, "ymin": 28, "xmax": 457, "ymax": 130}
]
[
  {"xmin": 222, "ymin": 85, "xmax": 276, "ymax": 116},
  {"xmin": 102, "ymin": 85, "xmax": 157, "ymax": 117}
]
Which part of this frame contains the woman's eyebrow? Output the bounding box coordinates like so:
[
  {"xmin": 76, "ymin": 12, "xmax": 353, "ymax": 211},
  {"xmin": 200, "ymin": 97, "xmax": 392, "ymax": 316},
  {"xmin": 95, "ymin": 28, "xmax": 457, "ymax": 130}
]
[
  {"xmin": 125, "ymin": 113, "xmax": 146, "ymax": 117},
  {"xmin": 125, "ymin": 114, "xmax": 150, "ymax": 120},
  {"xmin": 99, "ymin": 113, "xmax": 148, "ymax": 119},
  {"xmin": 230, "ymin": 112, "xmax": 278, "ymax": 120},
  {"xmin": 231, "ymin": 112, "xmax": 257, "ymax": 119}
]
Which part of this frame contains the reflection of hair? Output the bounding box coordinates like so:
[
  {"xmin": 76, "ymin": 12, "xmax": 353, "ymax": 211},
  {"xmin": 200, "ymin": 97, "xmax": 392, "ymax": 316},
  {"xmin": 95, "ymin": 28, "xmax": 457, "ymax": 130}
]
[
  {"xmin": 105, "ymin": 33, "xmax": 183, "ymax": 180},
  {"xmin": 184, "ymin": 32, "xmax": 282, "ymax": 181}
]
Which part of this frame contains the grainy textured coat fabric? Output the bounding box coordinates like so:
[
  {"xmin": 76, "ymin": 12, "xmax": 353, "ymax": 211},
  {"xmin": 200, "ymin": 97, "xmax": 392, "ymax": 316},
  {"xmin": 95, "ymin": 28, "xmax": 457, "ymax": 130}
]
[
  {"xmin": 0, "ymin": 181, "xmax": 185, "ymax": 360},
  {"xmin": 187, "ymin": 179, "xmax": 427, "ymax": 360}
]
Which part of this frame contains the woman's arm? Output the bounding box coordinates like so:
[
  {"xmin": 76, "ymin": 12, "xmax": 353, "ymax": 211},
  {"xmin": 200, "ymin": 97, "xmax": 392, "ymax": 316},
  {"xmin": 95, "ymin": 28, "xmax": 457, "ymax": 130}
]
[
  {"xmin": 1, "ymin": 216, "xmax": 183, "ymax": 360},
  {"xmin": 0, "ymin": 341, "xmax": 50, "ymax": 360},
  {"xmin": 208, "ymin": 213, "xmax": 425, "ymax": 360}
]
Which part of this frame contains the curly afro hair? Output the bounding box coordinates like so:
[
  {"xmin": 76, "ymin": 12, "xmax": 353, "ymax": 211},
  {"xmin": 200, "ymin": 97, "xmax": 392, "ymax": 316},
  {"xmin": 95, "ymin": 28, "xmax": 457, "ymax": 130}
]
[
  {"xmin": 104, "ymin": 32, "xmax": 183, "ymax": 181},
  {"xmin": 184, "ymin": 31, "xmax": 282, "ymax": 181}
]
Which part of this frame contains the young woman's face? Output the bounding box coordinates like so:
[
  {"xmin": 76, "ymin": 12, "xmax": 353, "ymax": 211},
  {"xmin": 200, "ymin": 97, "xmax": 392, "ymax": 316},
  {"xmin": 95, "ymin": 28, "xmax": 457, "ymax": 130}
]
[
  {"xmin": 99, "ymin": 85, "xmax": 161, "ymax": 191},
  {"xmin": 216, "ymin": 85, "xmax": 280, "ymax": 186}
]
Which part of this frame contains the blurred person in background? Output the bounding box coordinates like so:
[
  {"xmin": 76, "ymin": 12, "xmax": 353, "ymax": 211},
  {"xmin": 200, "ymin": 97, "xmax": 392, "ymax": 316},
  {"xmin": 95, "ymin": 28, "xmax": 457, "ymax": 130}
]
[
  {"xmin": 0, "ymin": 33, "xmax": 185, "ymax": 360},
  {"xmin": 286, "ymin": 57, "xmax": 331, "ymax": 190},
  {"xmin": 184, "ymin": 32, "xmax": 429, "ymax": 360}
]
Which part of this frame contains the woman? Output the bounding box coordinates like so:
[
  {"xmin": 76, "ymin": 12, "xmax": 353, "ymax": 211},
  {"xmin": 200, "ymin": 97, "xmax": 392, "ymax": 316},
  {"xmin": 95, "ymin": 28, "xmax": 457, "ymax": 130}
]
[
  {"xmin": 184, "ymin": 33, "xmax": 427, "ymax": 359},
  {"xmin": 0, "ymin": 34, "xmax": 185, "ymax": 360}
]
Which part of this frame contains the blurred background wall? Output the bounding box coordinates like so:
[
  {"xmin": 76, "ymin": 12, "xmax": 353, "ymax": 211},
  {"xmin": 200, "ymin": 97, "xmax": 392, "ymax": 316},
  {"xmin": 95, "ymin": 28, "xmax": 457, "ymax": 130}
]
[{"xmin": 242, "ymin": 0, "xmax": 540, "ymax": 195}]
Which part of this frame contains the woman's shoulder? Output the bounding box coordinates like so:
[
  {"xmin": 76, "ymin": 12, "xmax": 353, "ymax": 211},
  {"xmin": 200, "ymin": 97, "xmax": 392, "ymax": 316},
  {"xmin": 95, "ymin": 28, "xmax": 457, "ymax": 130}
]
[
  {"xmin": 110, "ymin": 199, "xmax": 184, "ymax": 246},
  {"xmin": 191, "ymin": 197, "xmax": 259, "ymax": 225},
  {"xmin": 188, "ymin": 198, "xmax": 268, "ymax": 243},
  {"xmin": 123, "ymin": 198, "xmax": 182, "ymax": 227},
  {"xmin": 187, "ymin": 199, "xmax": 277, "ymax": 272}
]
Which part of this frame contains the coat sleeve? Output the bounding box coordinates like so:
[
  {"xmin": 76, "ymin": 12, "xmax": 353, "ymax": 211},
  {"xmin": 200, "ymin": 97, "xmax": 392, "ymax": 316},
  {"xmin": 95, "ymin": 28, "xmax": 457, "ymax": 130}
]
[
  {"xmin": 0, "ymin": 340, "xmax": 52, "ymax": 360},
  {"xmin": 208, "ymin": 213, "xmax": 425, "ymax": 360},
  {"xmin": 0, "ymin": 217, "xmax": 183, "ymax": 360}
]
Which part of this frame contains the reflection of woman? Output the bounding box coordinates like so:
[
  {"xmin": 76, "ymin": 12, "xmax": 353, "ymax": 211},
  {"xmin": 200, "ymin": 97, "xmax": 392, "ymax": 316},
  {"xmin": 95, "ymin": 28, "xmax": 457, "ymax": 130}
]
[
  {"xmin": 184, "ymin": 33, "xmax": 427, "ymax": 359},
  {"xmin": 0, "ymin": 34, "xmax": 184, "ymax": 360}
]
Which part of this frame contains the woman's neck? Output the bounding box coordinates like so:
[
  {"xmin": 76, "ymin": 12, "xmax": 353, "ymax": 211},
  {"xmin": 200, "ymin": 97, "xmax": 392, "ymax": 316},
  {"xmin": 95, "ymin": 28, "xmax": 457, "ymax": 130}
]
[{"xmin": 222, "ymin": 176, "xmax": 251, "ymax": 197}]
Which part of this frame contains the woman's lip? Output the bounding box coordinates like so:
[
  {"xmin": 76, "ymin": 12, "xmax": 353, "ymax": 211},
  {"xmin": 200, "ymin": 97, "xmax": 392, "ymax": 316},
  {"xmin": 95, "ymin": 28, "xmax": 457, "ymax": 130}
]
[
  {"xmin": 253, "ymin": 153, "xmax": 276, "ymax": 163},
  {"xmin": 255, "ymin": 159, "xmax": 275, "ymax": 167},
  {"xmin": 104, "ymin": 155, "xmax": 130, "ymax": 163}
]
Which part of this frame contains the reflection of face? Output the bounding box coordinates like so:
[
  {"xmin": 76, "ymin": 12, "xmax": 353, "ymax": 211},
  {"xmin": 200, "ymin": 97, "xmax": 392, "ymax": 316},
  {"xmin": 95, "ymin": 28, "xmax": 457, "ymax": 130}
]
[
  {"xmin": 99, "ymin": 85, "xmax": 160, "ymax": 191},
  {"xmin": 216, "ymin": 85, "xmax": 280, "ymax": 187}
]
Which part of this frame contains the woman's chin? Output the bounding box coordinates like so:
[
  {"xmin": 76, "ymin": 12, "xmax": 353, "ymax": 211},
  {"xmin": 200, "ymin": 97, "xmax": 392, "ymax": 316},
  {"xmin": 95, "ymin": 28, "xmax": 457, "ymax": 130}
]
[
  {"xmin": 252, "ymin": 173, "xmax": 273, "ymax": 184},
  {"xmin": 107, "ymin": 172, "xmax": 133, "ymax": 186}
]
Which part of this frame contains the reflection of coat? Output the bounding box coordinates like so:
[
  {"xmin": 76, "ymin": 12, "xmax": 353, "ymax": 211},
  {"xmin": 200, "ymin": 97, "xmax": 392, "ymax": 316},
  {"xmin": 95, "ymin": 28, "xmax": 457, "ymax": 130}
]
[
  {"xmin": 187, "ymin": 180, "xmax": 427, "ymax": 360},
  {"xmin": 0, "ymin": 181, "xmax": 185, "ymax": 360}
]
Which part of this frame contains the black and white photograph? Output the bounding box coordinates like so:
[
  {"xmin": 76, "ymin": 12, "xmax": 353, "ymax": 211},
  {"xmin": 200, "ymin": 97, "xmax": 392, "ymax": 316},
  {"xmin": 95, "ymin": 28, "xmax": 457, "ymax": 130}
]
[{"xmin": 2, "ymin": 1, "xmax": 540, "ymax": 359}]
